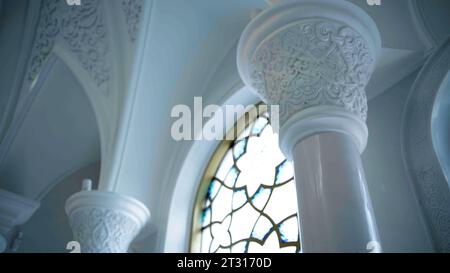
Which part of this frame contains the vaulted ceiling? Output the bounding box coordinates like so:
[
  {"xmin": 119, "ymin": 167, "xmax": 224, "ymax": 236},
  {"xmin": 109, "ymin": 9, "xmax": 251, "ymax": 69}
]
[{"xmin": 0, "ymin": 0, "xmax": 449, "ymax": 214}]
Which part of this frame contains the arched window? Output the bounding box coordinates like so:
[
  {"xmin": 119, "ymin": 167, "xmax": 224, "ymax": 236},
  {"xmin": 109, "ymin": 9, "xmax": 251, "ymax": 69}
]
[{"xmin": 191, "ymin": 106, "xmax": 300, "ymax": 253}]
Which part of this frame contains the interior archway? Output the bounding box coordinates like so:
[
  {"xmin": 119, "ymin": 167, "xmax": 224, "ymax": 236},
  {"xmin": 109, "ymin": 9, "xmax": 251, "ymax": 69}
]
[
  {"xmin": 432, "ymin": 70, "xmax": 450, "ymax": 185},
  {"xmin": 0, "ymin": 55, "xmax": 101, "ymax": 200},
  {"xmin": 0, "ymin": 55, "xmax": 101, "ymax": 252},
  {"xmin": 163, "ymin": 86, "xmax": 259, "ymax": 253}
]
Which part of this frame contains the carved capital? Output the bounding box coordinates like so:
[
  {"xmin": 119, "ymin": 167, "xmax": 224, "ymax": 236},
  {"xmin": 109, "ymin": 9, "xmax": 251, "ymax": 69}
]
[
  {"xmin": 237, "ymin": 0, "xmax": 381, "ymax": 155},
  {"xmin": 250, "ymin": 19, "xmax": 373, "ymax": 123},
  {"xmin": 65, "ymin": 191, "xmax": 150, "ymax": 253}
]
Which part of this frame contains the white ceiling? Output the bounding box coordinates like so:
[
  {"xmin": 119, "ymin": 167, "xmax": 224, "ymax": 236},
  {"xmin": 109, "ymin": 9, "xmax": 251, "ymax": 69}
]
[{"xmin": 0, "ymin": 57, "xmax": 100, "ymax": 200}]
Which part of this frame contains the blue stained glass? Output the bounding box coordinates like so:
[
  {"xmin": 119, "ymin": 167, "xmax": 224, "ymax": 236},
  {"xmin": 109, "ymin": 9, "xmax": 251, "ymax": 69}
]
[
  {"xmin": 233, "ymin": 138, "xmax": 247, "ymax": 160},
  {"xmin": 207, "ymin": 179, "xmax": 221, "ymax": 200},
  {"xmin": 251, "ymin": 187, "xmax": 271, "ymax": 210},
  {"xmin": 251, "ymin": 117, "xmax": 268, "ymax": 135},
  {"xmin": 275, "ymin": 160, "xmax": 293, "ymax": 184},
  {"xmin": 224, "ymin": 166, "xmax": 239, "ymax": 187},
  {"xmin": 279, "ymin": 224, "xmax": 289, "ymax": 243},
  {"xmin": 201, "ymin": 207, "xmax": 211, "ymax": 227},
  {"xmin": 278, "ymin": 217, "xmax": 299, "ymax": 243}
]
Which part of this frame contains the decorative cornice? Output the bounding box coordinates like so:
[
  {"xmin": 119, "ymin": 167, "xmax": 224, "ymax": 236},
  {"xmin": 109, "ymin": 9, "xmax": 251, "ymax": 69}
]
[
  {"xmin": 237, "ymin": 0, "xmax": 381, "ymax": 130},
  {"xmin": 0, "ymin": 189, "xmax": 40, "ymax": 252},
  {"xmin": 402, "ymin": 38, "xmax": 450, "ymax": 252},
  {"xmin": 27, "ymin": 0, "xmax": 110, "ymax": 95},
  {"xmin": 65, "ymin": 191, "xmax": 150, "ymax": 253},
  {"xmin": 0, "ymin": 190, "xmax": 40, "ymax": 232},
  {"xmin": 121, "ymin": 0, "xmax": 144, "ymax": 42}
]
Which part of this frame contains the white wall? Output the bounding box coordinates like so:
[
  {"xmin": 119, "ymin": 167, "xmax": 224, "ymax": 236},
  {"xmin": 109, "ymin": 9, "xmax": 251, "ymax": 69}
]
[
  {"xmin": 18, "ymin": 163, "xmax": 100, "ymax": 253},
  {"xmin": 363, "ymin": 70, "xmax": 434, "ymax": 252}
]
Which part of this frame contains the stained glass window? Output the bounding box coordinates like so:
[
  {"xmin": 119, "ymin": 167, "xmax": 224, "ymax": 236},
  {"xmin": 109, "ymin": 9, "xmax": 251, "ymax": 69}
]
[{"xmin": 193, "ymin": 109, "xmax": 301, "ymax": 253}]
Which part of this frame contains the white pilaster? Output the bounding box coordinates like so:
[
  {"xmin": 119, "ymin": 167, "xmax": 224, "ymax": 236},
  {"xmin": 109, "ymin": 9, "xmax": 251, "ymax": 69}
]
[
  {"xmin": 237, "ymin": 0, "xmax": 382, "ymax": 252},
  {"xmin": 65, "ymin": 190, "xmax": 150, "ymax": 253}
]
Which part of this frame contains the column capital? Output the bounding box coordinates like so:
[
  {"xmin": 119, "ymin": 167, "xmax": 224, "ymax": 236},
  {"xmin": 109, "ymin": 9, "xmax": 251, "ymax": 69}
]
[
  {"xmin": 237, "ymin": 0, "xmax": 381, "ymax": 158},
  {"xmin": 0, "ymin": 189, "xmax": 40, "ymax": 253},
  {"xmin": 65, "ymin": 191, "xmax": 150, "ymax": 253}
]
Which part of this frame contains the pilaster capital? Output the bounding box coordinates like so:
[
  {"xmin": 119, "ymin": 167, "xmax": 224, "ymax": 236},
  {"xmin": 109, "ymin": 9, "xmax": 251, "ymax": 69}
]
[
  {"xmin": 0, "ymin": 190, "xmax": 39, "ymax": 253},
  {"xmin": 65, "ymin": 191, "xmax": 150, "ymax": 253}
]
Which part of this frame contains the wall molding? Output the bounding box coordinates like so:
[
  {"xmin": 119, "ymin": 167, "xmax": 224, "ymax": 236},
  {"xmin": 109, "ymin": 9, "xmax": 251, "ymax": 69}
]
[
  {"xmin": 402, "ymin": 38, "xmax": 450, "ymax": 252},
  {"xmin": 408, "ymin": 0, "xmax": 438, "ymax": 52}
]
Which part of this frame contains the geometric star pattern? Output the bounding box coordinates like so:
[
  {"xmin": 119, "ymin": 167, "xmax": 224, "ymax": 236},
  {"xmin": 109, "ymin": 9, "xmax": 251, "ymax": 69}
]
[{"xmin": 200, "ymin": 111, "xmax": 301, "ymax": 253}]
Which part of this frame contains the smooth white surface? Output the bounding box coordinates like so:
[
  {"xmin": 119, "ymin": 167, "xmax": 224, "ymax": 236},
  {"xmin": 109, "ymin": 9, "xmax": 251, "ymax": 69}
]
[
  {"xmin": 293, "ymin": 132, "xmax": 380, "ymax": 252},
  {"xmin": 0, "ymin": 57, "xmax": 100, "ymax": 200},
  {"xmin": 279, "ymin": 106, "xmax": 368, "ymax": 160},
  {"xmin": 364, "ymin": 71, "xmax": 434, "ymax": 252},
  {"xmin": 19, "ymin": 163, "xmax": 100, "ymax": 253}
]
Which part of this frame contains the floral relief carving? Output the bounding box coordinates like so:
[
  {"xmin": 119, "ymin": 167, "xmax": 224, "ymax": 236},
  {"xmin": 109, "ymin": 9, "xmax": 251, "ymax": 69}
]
[
  {"xmin": 249, "ymin": 19, "xmax": 374, "ymax": 125},
  {"xmin": 403, "ymin": 38, "xmax": 450, "ymax": 252},
  {"xmin": 27, "ymin": 0, "xmax": 110, "ymax": 95},
  {"xmin": 69, "ymin": 207, "xmax": 139, "ymax": 253},
  {"xmin": 28, "ymin": 0, "xmax": 60, "ymax": 84},
  {"xmin": 121, "ymin": 0, "xmax": 144, "ymax": 42}
]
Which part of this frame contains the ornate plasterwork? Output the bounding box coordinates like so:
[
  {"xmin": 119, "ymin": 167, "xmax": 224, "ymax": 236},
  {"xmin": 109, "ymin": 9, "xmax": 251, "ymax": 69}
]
[
  {"xmin": 69, "ymin": 207, "xmax": 139, "ymax": 253},
  {"xmin": 27, "ymin": 0, "xmax": 110, "ymax": 95},
  {"xmin": 403, "ymin": 38, "xmax": 450, "ymax": 252},
  {"xmin": 121, "ymin": 0, "xmax": 144, "ymax": 42},
  {"xmin": 249, "ymin": 19, "xmax": 373, "ymax": 126},
  {"xmin": 65, "ymin": 191, "xmax": 150, "ymax": 253}
]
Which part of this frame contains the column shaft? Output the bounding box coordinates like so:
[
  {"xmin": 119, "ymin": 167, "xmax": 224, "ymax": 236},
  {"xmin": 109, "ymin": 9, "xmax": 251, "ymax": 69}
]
[{"xmin": 292, "ymin": 132, "xmax": 379, "ymax": 252}]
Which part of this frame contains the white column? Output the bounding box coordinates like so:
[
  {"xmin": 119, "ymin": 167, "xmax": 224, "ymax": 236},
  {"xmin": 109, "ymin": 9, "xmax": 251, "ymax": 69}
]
[
  {"xmin": 293, "ymin": 132, "xmax": 378, "ymax": 252},
  {"xmin": 65, "ymin": 188, "xmax": 150, "ymax": 253},
  {"xmin": 237, "ymin": 0, "xmax": 382, "ymax": 252}
]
